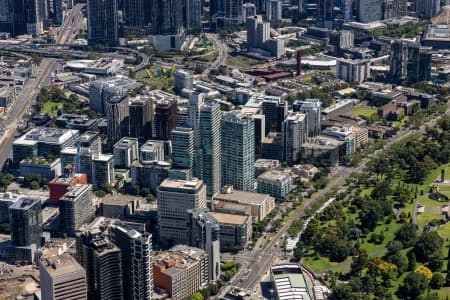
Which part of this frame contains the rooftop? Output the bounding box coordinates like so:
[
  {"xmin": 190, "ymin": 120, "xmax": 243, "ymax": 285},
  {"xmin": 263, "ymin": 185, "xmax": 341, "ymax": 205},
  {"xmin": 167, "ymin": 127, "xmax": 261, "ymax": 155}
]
[
  {"xmin": 14, "ymin": 127, "xmax": 78, "ymax": 146},
  {"xmin": 9, "ymin": 197, "xmax": 40, "ymax": 210},
  {"xmin": 215, "ymin": 186, "xmax": 272, "ymax": 205},
  {"xmin": 159, "ymin": 178, "xmax": 204, "ymax": 192},
  {"xmin": 210, "ymin": 212, "xmax": 250, "ymax": 225},
  {"xmin": 40, "ymin": 253, "xmax": 85, "ymax": 278},
  {"xmin": 271, "ymin": 264, "xmax": 311, "ymax": 300},
  {"xmin": 154, "ymin": 245, "xmax": 206, "ymax": 276},
  {"xmin": 258, "ymin": 170, "xmax": 291, "ymax": 182}
]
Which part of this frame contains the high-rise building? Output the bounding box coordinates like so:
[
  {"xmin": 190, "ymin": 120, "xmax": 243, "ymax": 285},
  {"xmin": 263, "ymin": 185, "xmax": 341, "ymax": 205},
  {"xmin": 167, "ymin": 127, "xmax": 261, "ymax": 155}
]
[
  {"xmin": 199, "ymin": 101, "xmax": 222, "ymax": 196},
  {"xmin": 262, "ymin": 97, "xmax": 287, "ymax": 135},
  {"xmin": 266, "ymin": 0, "xmax": 282, "ymax": 24},
  {"xmin": 154, "ymin": 98, "xmax": 177, "ymax": 140},
  {"xmin": 59, "ymin": 184, "xmax": 93, "ymax": 235},
  {"xmin": 318, "ymin": 0, "xmax": 334, "ymax": 28},
  {"xmin": 173, "ymin": 70, "xmax": 194, "ymax": 94},
  {"xmin": 129, "ymin": 97, "xmax": 153, "ymax": 142},
  {"xmin": 293, "ymin": 99, "xmax": 321, "ymax": 137},
  {"xmin": 247, "ymin": 15, "xmax": 270, "ymax": 49},
  {"xmin": 358, "ymin": 0, "xmax": 382, "ymax": 23},
  {"xmin": 390, "ymin": 40, "xmax": 432, "ymax": 83},
  {"xmin": 113, "ymin": 137, "xmax": 139, "ymax": 168},
  {"xmin": 215, "ymin": 0, "xmax": 244, "ymax": 28},
  {"xmin": 150, "ymin": 0, "xmax": 184, "ymax": 35},
  {"xmin": 282, "ymin": 112, "xmax": 306, "ymax": 165},
  {"xmin": 87, "ymin": 0, "xmax": 119, "ymax": 45},
  {"xmin": 0, "ymin": 0, "xmax": 44, "ymax": 36},
  {"xmin": 187, "ymin": 208, "xmax": 221, "ymax": 282},
  {"xmin": 185, "ymin": 0, "xmax": 202, "ymax": 31},
  {"xmin": 329, "ymin": 30, "xmax": 354, "ymax": 56},
  {"xmin": 409, "ymin": 45, "xmax": 433, "ymax": 83},
  {"xmin": 9, "ymin": 197, "xmax": 42, "ymax": 248},
  {"xmin": 157, "ymin": 179, "xmax": 207, "ymax": 247},
  {"xmin": 342, "ymin": 0, "xmax": 353, "ymax": 22},
  {"xmin": 109, "ymin": 224, "xmax": 153, "ymax": 300},
  {"xmin": 131, "ymin": 160, "xmax": 170, "ymax": 192},
  {"xmin": 89, "ymin": 81, "xmax": 123, "ymax": 114},
  {"xmin": 390, "ymin": 39, "xmax": 408, "ymax": 80},
  {"xmin": 221, "ymin": 111, "xmax": 255, "ymax": 192},
  {"xmin": 153, "ymin": 245, "xmax": 209, "ymax": 300},
  {"xmin": 105, "ymin": 95, "xmax": 129, "ymax": 145},
  {"xmin": 417, "ymin": 0, "xmax": 440, "ymax": 18},
  {"xmin": 91, "ymin": 154, "xmax": 114, "ymax": 187},
  {"xmin": 336, "ymin": 58, "xmax": 371, "ymax": 83},
  {"xmin": 139, "ymin": 140, "xmax": 165, "ymax": 161},
  {"xmin": 76, "ymin": 232, "xmax": 123, "ymax": 300},
  {"xmin": 123, "ymin": 0, "xmax": 151, "ymax": 29},
  {"xmin": 170, "ymin": 127, "xmax": 195, "ymax": 179},
  {"xmin": 40, "ymin": 253, "xmax": 87, "ymax": 300}
]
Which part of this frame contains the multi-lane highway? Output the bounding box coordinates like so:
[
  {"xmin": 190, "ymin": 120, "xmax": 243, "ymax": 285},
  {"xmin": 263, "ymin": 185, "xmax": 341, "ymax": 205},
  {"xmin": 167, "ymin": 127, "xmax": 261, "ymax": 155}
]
[
  {"xmin": 203, "ymin": 34, "xmax": 228, "ymax": 75},
  {"xmin": 56, "ymin": 4, "xmax": 85, "ymax": 45},
  {"xmin": 0, "ymin": 58, "xmax": 56, "ymax": 168}
]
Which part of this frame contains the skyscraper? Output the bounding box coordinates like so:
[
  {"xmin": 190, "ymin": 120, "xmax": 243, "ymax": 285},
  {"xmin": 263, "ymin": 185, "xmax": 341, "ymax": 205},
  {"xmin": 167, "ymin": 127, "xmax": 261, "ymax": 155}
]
[
  {"xmin": 154, "ymin": 98, "xmax": 177, "ymax": 140},
  {"xmin": 185, "ymin": 0, "xmax": 202, "ymax": 31},
  {"xmin": 199, "ymin": 101, "xmax": 222, "ymax": 196},
  {"xmin": 59, "ymin": 184, "xmax": 93, "ymax": 235},
  {"xmin": 9, "ymin": 197, "xmax": 42, "ymax": 248},
  {"xmin": 221, "ymin": 111, "xmax": 255, "ymax": 192},
  {"xmin": 417, "ymin": 0, "xmax": 440, "ymax": 18},
  {"xmin": 87, "ymin": 0, "xmax": 119, "ymax": 45},
  {"xmin": 76, "ymin": 232, "xmax": 123, "ymax": 300},
  {"xmin": 105, "ymin": 95, "xmax": 129, "ymax": 145},
  {"xmin": 358, "ymin": 0, "xmax": 382, "ymax": 23},
  {"xmin": 0, "ymin": 0, "xmax": 44, "ymax": 36},
  {"xmin": 129, "ymin": 97, "xmax": 153, "ymax": 142},
  {"xmin": 318, "ymin": 0, "xmax": 334, "ymax": 28},
  {"xmin": 390, "ymin": 39, "xmax": 408, "ymax": 80},
  {"xmin": 150, "ymin": 0, "xmax": 184, "ymax": 35},
  {"xmin": 187, "ymin": 208, "xmax": 221, "ymax": 281},
  {"xmin": 406, "ymin": 44, "xmax": 432, "ymax": 83},
  {"xmin": 123, "ymin": 0, "xmax": 151, "ymax": 29},
  {"xmin": 282, "ymin": 112, "xmax": 306, "ymax": 165},
  {"xmin": 109, "ymin": 224, "xmax": 153, "ymax": 300},
  {"xmin": 293, "ymin": 99, "xmax": 321, "ymax": 137},
  {"xmin": 266, "ymin": 0, "xmax": 282, "ymax": 24},
  {"xmin": 262, "ymin": 97, "xmax": 288, "ymax": 135},
  {"xmin": 157, "ymin": 178, "xmax": 207, "ymax": 247},
  {"xmin": 170, "ymin": 127, "xmax": 195, "ymax": 179}
]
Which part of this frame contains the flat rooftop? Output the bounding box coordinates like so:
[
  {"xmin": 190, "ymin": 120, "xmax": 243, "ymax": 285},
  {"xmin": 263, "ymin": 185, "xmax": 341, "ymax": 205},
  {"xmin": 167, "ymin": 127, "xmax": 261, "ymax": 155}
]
[
  {"xmin": 40, "ymin": 253, "xmax": 85, "ymax": 278},
  {"xmin": 159, "ymin": 178, "xmax": 204, "ymax": 192},
  {"xmin": 215, "ymin": 189, "xmax": 271, "ymax": 205},
  {"xmin": 258, "ymin": 170, "xmax": 291, "ymax": 182},
  {"xmin": 211, "ymin": 212, "xmax": 249, "ymax": 225}
]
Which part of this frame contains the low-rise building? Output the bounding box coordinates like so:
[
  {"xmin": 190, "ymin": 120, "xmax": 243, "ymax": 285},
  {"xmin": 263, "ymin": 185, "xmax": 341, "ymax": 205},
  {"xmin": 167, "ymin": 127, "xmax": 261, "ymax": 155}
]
[
  {"xmin": 322, "ymin": 126, "xmax": 356, "ymax": 155},
  {"xmin": 19, "ymin": 157, "xmax": 62, "ymax": 181},
  {"xmin": 350, "ymin": 126, "xmax": 369, "ymax": 150},
  {"xmin": 210, "ymin": 212, "xmax": 252, "ymax": 252},
  {"xmin": 140, "ymin": 140, "xmax": 165, "ymax": 161},
  {"xmin": 100, "ymin": 194, "xmax": 145, "ymax": 218},
  {"xmin": 213, "ymin": 185, "xmax": 275, "ymax": 222},
  {"xmin": 153, "ymin": 245, "xmax": 209, "ymax": 300},
  {"xmin": 301, "ymin": 136, "xmax": 345, "ymax": 166},
  {"xmin": 257, "ymin": 171, "xmax": 292, "ymax": 200},
  {"xmin": 271, "ymin": 264, "xmax": 312, "ymax": 300}
]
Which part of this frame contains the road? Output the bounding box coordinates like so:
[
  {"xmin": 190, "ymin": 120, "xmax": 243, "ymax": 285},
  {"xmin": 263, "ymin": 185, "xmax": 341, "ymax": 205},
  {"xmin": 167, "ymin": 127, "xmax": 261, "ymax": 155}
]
[
  {"xmin": 56, "ymin": 4, "xmax": 85, "ymax": 45},
  {"xmin": 0, "ymin": 58, "xmax": 56, "ymax": 168},
  {"xmin": 203, "ymin": 34, "xmax": 228, "ymax": 75},
  {"xmin": 234, "ymin": 106, "xmax": 450, "ymax": 291}
]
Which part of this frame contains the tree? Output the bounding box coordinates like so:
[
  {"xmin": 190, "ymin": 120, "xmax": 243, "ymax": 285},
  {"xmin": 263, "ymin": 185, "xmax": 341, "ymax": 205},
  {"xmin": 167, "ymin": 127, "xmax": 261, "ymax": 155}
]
[
  {"xmin": 429, "ymin": 273, "xmax": 444, "ymax": 289},
  {"xmin": 414, "ymin": 265, "xmax": 432, "ymax": 280},
  {"xmin": 414, "ymin": 231, "xmax": 443, "ymax": 262},
  {"xmin": 398, "ymin": 272, "xmax": 429, "ymax": 300},
  {"xmin": 30, "ymin": 181, "xmax": 40, "ymax": 190},
  {"xmin": 293, "ymin": 240, "xmax": 303, "ymax": 261},
  {"xmin": 395, "ymin": 223, "xmax": 418, "ymax": 248},
  {"xmin": 351, "ymin": 248, "xmax": 369, "ymax": 276},
  {"xmin": 407, "ymin": 251, "xmax": 417, "ymax": 271}
]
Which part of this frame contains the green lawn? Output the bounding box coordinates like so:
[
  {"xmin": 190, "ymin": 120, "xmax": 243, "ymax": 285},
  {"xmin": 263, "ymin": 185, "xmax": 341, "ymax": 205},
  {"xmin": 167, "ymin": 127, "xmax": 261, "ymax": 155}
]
[
  {"xmin": 436, "ymin": 223, "xmax": 450, "ymax": 239},
  {"xmin": 348, "ymin": 107, "xmax": 377, "ymax": 118},
  {"xmin": 435, "ymin": 184, "xmax": 450, "ymax": 191},
  {"xmin": 136, "ymin": 67, "xmax": 174, "ymax": 91},
  {"xmin": 302, "ymin": 253, "xmax": 351, "ymax": 273},
  {"xmin": 416, "ymin": 213, "xmax": 444, "ymax": 228},
  {"xmin": 42, "ymin": 101, "xmax": 62, "ymax": 116},
  {"xmin": 226, "ymin": 55, "xmax": 260, "ymax": 68},
  {"xmin": 419, "ymin": 196, "xmax": 447, "ymax": 208},
  {"xmin": 359, "ymin": 221, "xmax": 403, "ymax": 256}
]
